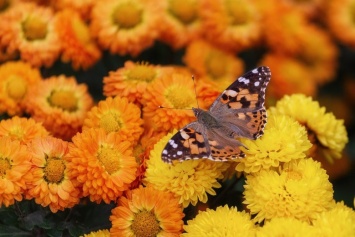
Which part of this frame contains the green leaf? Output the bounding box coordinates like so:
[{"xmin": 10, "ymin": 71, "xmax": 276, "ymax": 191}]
[{"xmin": 0, "ymin": 225, "xmax": 31, "ymax": 237}]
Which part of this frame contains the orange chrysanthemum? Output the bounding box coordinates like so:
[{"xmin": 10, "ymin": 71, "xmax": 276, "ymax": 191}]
[
  {"xmin": 260, "ymin": 54, "xmax": 317, "ymax": 99},
  {"xmin": 90, "ymin": 0, "xmax": 161, "ymax": 56},
  {"xmin": 296, "ymin": 26, "xmax": 338, "ymax": 85},
  {"xmin": 157, "ymin": 0, "xmax": 202, "ymax": 49},
  {"xmin": 83, "ymin": 96, "xmax": 143, "ymax": 146},
  {"xmin": 183, "ymin": 39, "xmax": 244, "ymax": 92},
  {"xmin": 25, "ymin": 136, "xmax": 80, "ymax": 213},
  {"xmin": 0, "ymin": 137, "xmax": 31, "ymax": 207},
  {"xmin": 326, "ymin": 0, "xmax": 355, "ymax": 49},
  {"xmin": 24, "ymin": 75, "xmax": 93, "ymax": 140},
  {"xmin": 278, "ymin": 0, "xmax": 324, "ymax": 19},
  {"xmin": 0, "ymin": 1, "xmax": 23, "ymax": 62},
  {"xmin": 103, "ymin": 61, "xmax": 174, "ymax": 104},
  {"xmin": 130, "ymin": 128, "xmax": 167, "ymax": 189},
  {"xmin": 0, "ymin": 116, "xmax": 49, "ymax": 145},
  {"xmin": 110, "ymin": 186, "xmax": 184, "ymax": 236},
  {"xmin": 67, "ymin": 129, "xmax": 137, "ymax": 204},
  {"xmin": 141, "ymin": 72, "xmax": 199, "ymax": 132},
  {"xmin": 54, "ymin": 9, "xmax": 101, "ymax": 70},
  {"xmin": 5, "ymin": 3, "xmax": 61, "ymax": 67},
  {"xmin": 199, "ymin": 0, "xmax": 261, "ymax": 52},
  {"xmin": 0, "ymin": 61, "xmax": 42, "ymax": 116},
  {"xmin": 51, "ymin": 0, "xmax": 95, "ymax": 20},
  {"xmin": 262, "ymin": 2, "xmax": 309, "ymax": 55}
]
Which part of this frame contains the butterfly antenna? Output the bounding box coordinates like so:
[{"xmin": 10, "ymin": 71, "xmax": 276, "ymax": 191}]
[{"xmin": 192, "ymin": 75, "xmax": 199, "ymax": 108}]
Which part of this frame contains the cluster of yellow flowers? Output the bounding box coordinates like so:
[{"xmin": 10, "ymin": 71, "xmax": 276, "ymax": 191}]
[{"xmin": 0, "ymin": 0, "xmax": 353, "ymax": 236}]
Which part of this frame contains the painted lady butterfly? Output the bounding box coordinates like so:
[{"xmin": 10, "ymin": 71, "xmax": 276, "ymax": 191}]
[{"xmin": 162, "ymin": 66, "xmax": 271, "ymax": 163}]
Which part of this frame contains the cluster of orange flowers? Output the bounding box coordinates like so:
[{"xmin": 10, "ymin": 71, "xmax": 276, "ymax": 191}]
[
  {"xmin": 0, "ymin": 0, "xmax": 351, "ymax": 98},
  {"xmin": 0, "ymin": 0, "xmax": 353, "ymax": 236}
]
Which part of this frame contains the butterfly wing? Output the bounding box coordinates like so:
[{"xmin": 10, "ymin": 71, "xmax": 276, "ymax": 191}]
[
  {"xmin": 161, "ymin": 122, "xmax": 211, "ymax": 163},
  {"xmin": 209, "ymin": 66, "xmax": 270, "ymax": 139},
  {"xmin": 205, "ymin": 128, "xmax": 246, "ymax": 161}
]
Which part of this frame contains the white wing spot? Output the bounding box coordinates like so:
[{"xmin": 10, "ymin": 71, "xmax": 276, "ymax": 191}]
[
  {"xmin": 180, "ymin": 131, "xmax": 190, "ymax": 140},
  {"xmin": 177, "ymin": 151, "xmax": 183, "ymax": 155},
  {"xmin": 252, "ymin": 68, "xmax": 258, "ymax": 73},
  {"xmin": 162, "ymin": 150, "xmax": 168, "ymax": 155},
  {"xmin": 169, "ymin": 139, "xmax": 178, "ymax": 149},
  {"xmin": 254, "ymin": 81, "xmax": 260, "ymax": 87},
  {"xmin": 225, "ymin": 89, "xmax": 237, "ymax": 97},
  {"xmin": 238, "ymin": 77, "xmax": 250, "ymax": 85}
]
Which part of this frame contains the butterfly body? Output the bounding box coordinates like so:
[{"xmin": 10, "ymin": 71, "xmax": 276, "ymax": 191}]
[{"xmin": 162, "ymin": 66, "xmax": 271, "ymax": 164}]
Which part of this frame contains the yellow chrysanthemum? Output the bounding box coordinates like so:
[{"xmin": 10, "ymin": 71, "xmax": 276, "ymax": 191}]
[
  {"xmin": 67, "ymin": 129, "xmax": 137, "ymax": 204},
  {"xmin": 260, "ymin": 54, "xmax": 317, "ymax": 99},
  {"xmin": 83, "ymin": 96, "xmax": 143, "ymax": 146},
  {"xmin": 110, "ymin": 186, "xmax": 184, "ymax": 236},
  {"xmin": 81, "ymin": 229, "xmax": 110, "ymax": 237},
  {"xmin": 157, "ymin": 0, "xmax": 202, "ymax": 49},
  {"xmin": 103, "ymin": 61, "xmax": 174, "ymax": 104},
  {"xmin": 182, "ymin": 205, "xmax": 256, "ymax": 237},
  {"xmin": 90, "ymin": 0, "xmax": 161, "ymax": 56},
  {"xmin": 312, "ymin": 202, "xmax": 355, "ymax": 237},
  {"xmin": 257, "ymin": 217, "xmax": 316, "ymax": 237},
  {"xmin": 269, "ymin": 94, "xmax": 348, "ymax": 162},
  {"xmin": 236, "ymin": 113, "xmax": 312, "ymax": 174},
  {"xmin": 24, "ymin": 75, "xmax": 94, "ymax": 140},
  {"xmin": 0, "ymin": 137, "xmax": 31, "ymax": 207},
  {"xmin": 183, "ymin": 39, "xmax": 244, "ymax": 92},
  {"xmin": 0, "ymin": 61, "xmax": 42, "ymax": 116},
  {"xmin": 243, "ymin": 158, "xmax": 334, "ymax": 223},
  {"xmin": 144, "ymin": 131, "xmax": 229, "ymax": 208},
  {"xmin": 0, "ymin": 116, "xmax": 48, "ymax": 145},
  {"xmin": 7, "ymin": 3, "xmax": 61, "ymax": 67},
  {"xmin": 25, "ymin": 136, "xmax": 80, "ymax": 213},
  {"xmin": 54, "ymin": 9, "xmax": 101, "ymax": 70},
  {"xmin": 199, "ymin": 0, "xmax": 261, "ymax": 52},
  {"xmin": 326, "ymin": 0, "xmax": 355, "ymax": 49},
  {"xmin": 141, "ymin": 73, "xmax": 200, "ymax": 132}
]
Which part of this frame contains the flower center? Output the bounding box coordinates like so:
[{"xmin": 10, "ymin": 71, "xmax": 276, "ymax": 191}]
[
  {"xmin": 126, "ymin": 64, "xmax": 156, "ymax": 83},
  {"xmin": 8, "ymin": 126, "xmax": 25, "ymax": 140},
  {"xmin": 165, "ymin": 85, "xmax": 195, "ymax": 109},
  {"xmin": 285, "ymin": 169, "xmax": 302, "ymax": 181},
  {"xmin": 99, "ymin": 111, "xmax": 123, "ymax": 133},
  {"xmin": 169, "ymin": 0, "xmax": 197, "ymax": 24},
  {"xmin": 131, "ymin": 210, "xmax": 160, "ymax": 237},
  {"xmin": 44, "ymin": 157, "xmax": 65, "ymax": 183},
  {"xmin": 48, "ymin": 90, "xmax": 78, "ymax": 112},
  {"xmin": 6, "ymin": 75, "xmax": 27, "ymax": 100},
  {"xmin": 97, "ymin": 146, "xmax": 121, "ymax": 175},
  {"xmin": 205, "ymin": 51, "xmax": 227, "ymax": 78},
  {"xmin": 225, "ymin": 0, "xmax": 252, "ymax": 25},
  {"xmin": 0, "ymin": 158, "xmax": 11, "ymax": 177},
  {"xmin": 0, "ymin": 0, "xmax": 10, "ymax": 12},
  {"xmin": 113, "ymin": 2, "xmax": 142, "ymax": 29},
  {"xmin": 22, "ymin": 15, "xmax": 48, "ymax": 41},
  {"xmin": 72, "ymin": 16, "xmax": 91, "ymax": 45}
]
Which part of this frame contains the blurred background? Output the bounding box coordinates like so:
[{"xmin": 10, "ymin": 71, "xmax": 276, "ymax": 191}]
[{"xmin": 0, "ymin": 0, "xmax": 354, "ymax": 208}]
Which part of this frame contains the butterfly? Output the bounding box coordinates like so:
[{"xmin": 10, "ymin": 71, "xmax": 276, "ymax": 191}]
[{"xmin": 161, "ymin": 66, "xmax": 271, "ymax": 164}]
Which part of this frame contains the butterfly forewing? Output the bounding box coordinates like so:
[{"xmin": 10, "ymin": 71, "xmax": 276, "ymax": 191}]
[
  {"xmin": 161, "ymin": 66, "xmax": 271, "ymax": 163},
  {"xmin": 209, "ymin": 66, "xmax": 270, "ymax": 140},
  {"xmin": 162, "ymin": 122, "xmax": 211, "ymax": 163}
]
